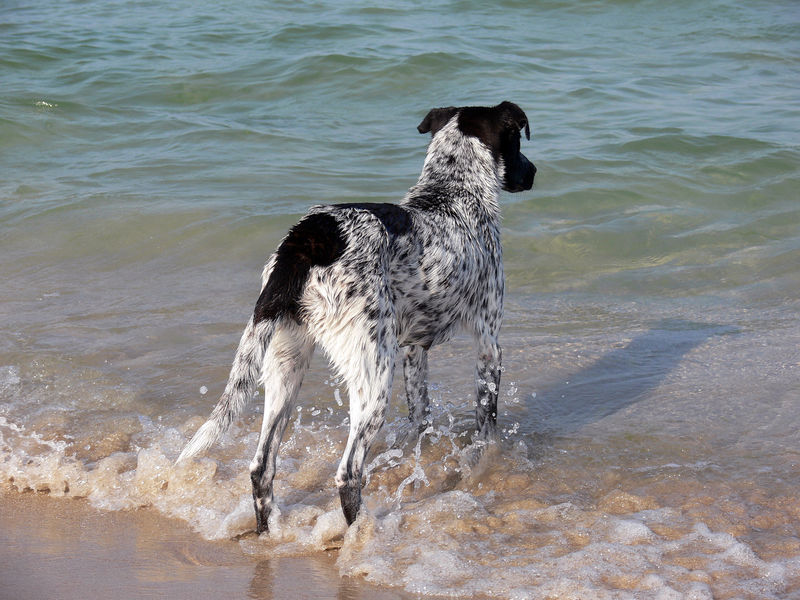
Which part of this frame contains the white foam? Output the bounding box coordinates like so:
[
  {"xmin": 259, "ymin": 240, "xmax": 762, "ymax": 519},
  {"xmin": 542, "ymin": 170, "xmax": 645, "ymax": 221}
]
[
  {"xmin": 1, "ymin": 369, "xmax": 797, "ymax": 599},
  {"xmin": 0, "ymin": 365, "xmax": 21, "ymax": 388},
  {"xmin": 609, "ymin": 519, "xmax": 656, "ymax": 544}
]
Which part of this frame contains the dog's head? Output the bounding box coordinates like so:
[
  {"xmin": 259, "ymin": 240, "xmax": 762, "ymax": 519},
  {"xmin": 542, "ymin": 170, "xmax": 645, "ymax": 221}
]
[{"xmin": 417, "ymin": 101, "xmax": 536, "ymax": 193}]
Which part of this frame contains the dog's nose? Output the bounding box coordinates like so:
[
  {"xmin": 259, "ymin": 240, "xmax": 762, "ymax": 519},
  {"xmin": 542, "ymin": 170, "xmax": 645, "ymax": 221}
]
[
  {"xmin": 504, "ymin": 154, "xmax": 536, "ymax": 192},
  {"xmin": 522, "ymin": 161, "xmax": 536, "ymax": 190}
]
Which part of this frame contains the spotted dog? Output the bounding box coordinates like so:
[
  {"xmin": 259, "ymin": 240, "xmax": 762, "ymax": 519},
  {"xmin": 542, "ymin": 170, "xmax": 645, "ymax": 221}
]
[{"xmin": 177, "ymin": 101, "xmax": 536, "ymax": 533}]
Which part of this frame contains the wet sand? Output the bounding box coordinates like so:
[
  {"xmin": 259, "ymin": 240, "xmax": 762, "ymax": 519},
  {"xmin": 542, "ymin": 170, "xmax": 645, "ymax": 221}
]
[{"xmin": 0, "ymin": 489, "xmax": 411, "ymax": 600}]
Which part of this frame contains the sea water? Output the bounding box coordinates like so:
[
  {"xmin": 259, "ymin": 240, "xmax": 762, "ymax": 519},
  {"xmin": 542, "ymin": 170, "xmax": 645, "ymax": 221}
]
[{"xmin": 1, "ymin": 1, "xmax": 799, "ymax": 597}]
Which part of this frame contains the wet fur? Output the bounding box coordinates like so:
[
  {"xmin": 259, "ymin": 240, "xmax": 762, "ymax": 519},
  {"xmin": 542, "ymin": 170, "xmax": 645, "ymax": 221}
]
[{"xmin": 177, "ymin": 101, "xmax": 536, "ymax": 533}]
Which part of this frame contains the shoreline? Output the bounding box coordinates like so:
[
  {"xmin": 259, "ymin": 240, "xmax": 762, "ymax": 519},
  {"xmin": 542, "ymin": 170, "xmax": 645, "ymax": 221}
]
[{"xmin": 0, "ymin": 489, "xmax": 411, "ymax": 600}]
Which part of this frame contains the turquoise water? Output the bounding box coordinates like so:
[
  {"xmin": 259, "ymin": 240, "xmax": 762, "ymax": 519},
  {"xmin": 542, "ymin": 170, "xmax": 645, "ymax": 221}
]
[{"xmin": 2, "ymin": 1, "xmax": 800, "ymax": 598}]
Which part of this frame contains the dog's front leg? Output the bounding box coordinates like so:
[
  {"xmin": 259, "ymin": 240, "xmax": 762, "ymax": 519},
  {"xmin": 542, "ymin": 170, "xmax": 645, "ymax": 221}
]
[
  {"xmin": 475, "ymin": 337, "xmax": 501, "ymax": 439},
  {"xmin": 403, "ymin": 345, "xmax": 431, "ymax": 430}
]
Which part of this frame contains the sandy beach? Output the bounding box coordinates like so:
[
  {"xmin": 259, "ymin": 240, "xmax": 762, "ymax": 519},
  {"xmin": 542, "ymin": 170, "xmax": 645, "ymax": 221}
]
[{"xmin": 0, "ymin": 489, "xmax": 411, "ymax": 600}]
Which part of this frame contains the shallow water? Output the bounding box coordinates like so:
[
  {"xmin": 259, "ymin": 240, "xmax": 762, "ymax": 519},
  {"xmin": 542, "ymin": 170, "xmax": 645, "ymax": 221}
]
[{"xmin": 2, "ymin": 1, "xmax": 800, "ymax": 598}]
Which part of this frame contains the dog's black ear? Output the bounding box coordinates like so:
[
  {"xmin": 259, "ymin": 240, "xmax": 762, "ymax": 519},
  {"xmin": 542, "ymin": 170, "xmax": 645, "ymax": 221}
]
[
  {"xmin": 498, "ymin": 101, "xmax": 530, "ymax": 140},
  {"xmin": 417, "ymin": 106, "xmax": 458, "ymax": 136}
]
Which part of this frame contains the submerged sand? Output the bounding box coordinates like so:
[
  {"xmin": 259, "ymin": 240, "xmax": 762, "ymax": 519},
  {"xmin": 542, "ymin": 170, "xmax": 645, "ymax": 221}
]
[{"xmin": 0, "ymin": 490, "xmax": 411, "ymax": 600}]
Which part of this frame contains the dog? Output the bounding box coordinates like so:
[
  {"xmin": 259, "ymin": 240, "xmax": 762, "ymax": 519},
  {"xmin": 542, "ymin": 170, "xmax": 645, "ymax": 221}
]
[{"xmin": 177, "ymin": 101, "xmax": 536, "ymax": 533}]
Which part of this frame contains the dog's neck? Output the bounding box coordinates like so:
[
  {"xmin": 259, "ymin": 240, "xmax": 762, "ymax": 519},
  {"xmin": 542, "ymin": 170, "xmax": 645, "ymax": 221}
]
[{"xmin": 406, "ymin": 119, "xmax": 502, "ymax": 221}]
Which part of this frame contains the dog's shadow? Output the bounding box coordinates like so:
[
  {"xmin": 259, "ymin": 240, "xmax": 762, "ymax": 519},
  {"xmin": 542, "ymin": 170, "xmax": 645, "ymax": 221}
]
[{"xmin": 518, "ymin": 318, "xmax": 738, "ymax": 443}]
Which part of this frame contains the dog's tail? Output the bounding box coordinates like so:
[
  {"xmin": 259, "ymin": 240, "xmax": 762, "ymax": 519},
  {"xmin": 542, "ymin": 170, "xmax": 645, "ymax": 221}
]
[
  {"xmin": 177, "ymin": 212, "xmax": 347, "ymax": 464},
  {"xmin": 177, "ymin": 317, "xmax": 276, "ymax": 463}
]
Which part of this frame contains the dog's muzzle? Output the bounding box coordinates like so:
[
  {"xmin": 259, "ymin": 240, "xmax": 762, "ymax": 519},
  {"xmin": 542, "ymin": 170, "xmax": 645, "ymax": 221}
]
[{"xmin": 504, "ymin": 153, "xmax": 536, "ymax": 193}]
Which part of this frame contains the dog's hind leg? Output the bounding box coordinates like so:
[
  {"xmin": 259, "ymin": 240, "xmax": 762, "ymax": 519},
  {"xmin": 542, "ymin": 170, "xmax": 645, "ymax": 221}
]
[
  {"xmin": 475, "ymin": 334, "xmax": 502, "ymax": 440},
  {"xmin": 331, "ymin": 317, "xmax": 397, "ymax": 525},
  {"xmin": 249, "ymin": 321, "xmax": 314, "ymax": 534},
  {"xmin": 403, "ymin": 345, "xmax": 430, "ymax": 430}
]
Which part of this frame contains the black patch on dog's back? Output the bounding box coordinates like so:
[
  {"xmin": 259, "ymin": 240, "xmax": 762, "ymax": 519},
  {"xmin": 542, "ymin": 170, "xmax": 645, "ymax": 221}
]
[
  {"xmin": 334, "ymin": 203, "xmax": 413, "ymax": 238},
  {"xmin": 254, "ymin": 213, "xmax": 345, "ymax": 324}
]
